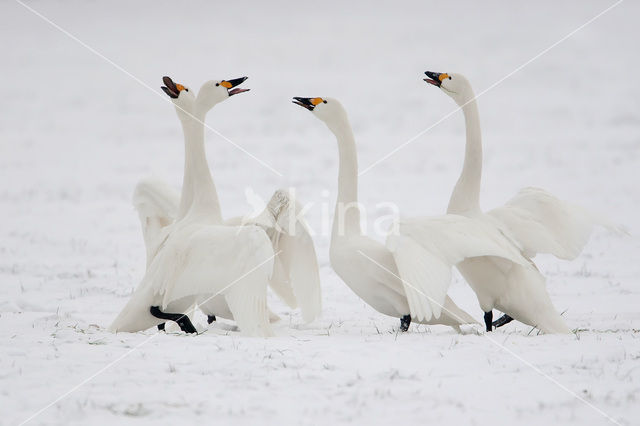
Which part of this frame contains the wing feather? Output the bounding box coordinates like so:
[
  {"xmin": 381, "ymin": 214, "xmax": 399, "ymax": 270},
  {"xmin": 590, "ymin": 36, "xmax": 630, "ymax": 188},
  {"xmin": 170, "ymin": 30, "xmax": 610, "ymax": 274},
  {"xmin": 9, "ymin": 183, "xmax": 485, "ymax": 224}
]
[
  {"xmin": 225, "ymin": 283, "xmax": 273, "ymax": 337},
  {"xmin": 273, "ymin": 221, "xmax": 322, "ymax": 323},
  {"xmin": 132, "ymin": 178, "xmax": 180, "ymax": 264},
  {"xmin": 388, "ymin": 214, "xmax": 530, "ymax": 321},
  {"xmin": 271, "ymin": 191, "xmax": 322, "ymax": 322},
  {"xmin": 488, "ymin": 187, "xmax": 625, "ymax": 260},
  {"xmin": 138, "ymin": 225, "xmax": 274, "ymax": 318},
  {"xmin": 238, "ymin": 189, "xmax": 322, "ymax": 323}
]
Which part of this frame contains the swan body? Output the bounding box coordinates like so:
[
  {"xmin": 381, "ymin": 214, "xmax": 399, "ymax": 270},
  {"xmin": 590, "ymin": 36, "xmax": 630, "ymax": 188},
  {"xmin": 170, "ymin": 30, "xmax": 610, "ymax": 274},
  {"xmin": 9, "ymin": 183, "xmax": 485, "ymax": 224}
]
[
  {"xmin": 111, "ymin": 77, "xmax": 275, "ymax": 336},
  {"xmin": 111, "ymin": 221, "xmax": 275, "ymax": 335},
  {"xmin": 422, "ymin": 71, "xmax": 622, "ymax": 333},
  {"xmin": 331, "ymin": 233, "xmax": 478, "ymax": 328},
  {"xmin": 133, "ymin": 184, "xmax": 322, "ymax": 324},
  {"xmin": 389, "ymin": 215, "xmax": 533, "ymax": 323},
  {"xmin": 293, "ymin": 96, "xmax": 480, "ymax": 331}
]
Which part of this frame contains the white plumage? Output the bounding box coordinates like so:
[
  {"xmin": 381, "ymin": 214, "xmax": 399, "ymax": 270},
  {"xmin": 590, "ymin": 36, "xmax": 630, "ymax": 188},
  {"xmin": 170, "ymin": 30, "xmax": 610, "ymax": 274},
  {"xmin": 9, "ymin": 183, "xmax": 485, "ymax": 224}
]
[
  {"xmin": 111, "ymin": 77, "xmax": 275, "ymax": 336},
  {"xmin": 110, "ymin": 222, "xmax": 275, "ymax": 335},
  {"xmin": 488, "ymin": 186, "xmax": 626, "ymax": 260},
  {"xmin": 112, "ymin": 77, "xmax": 321, "ymax": 336},
  {"xmin": 388, "ymin": 214, "xmax": 530, "ymax": 321},
  {"xmin": 294, "ymin": 96, "xmax": 488, "ymax": 331},
  {"xmin": 420, "ymin": 71, "xmax": 624, "ymax": 333},
  {"xmin": 132, "ymin": 177, "xmax": 180, "ymax": 266}
]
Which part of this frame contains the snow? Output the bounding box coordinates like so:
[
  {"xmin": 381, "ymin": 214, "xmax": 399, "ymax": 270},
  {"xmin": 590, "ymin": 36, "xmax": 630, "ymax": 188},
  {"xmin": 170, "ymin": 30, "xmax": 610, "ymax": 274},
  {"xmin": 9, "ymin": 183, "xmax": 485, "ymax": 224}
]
[{"xmin": 1, "ymin": 0, "xmax": 639, "ymax": 425}]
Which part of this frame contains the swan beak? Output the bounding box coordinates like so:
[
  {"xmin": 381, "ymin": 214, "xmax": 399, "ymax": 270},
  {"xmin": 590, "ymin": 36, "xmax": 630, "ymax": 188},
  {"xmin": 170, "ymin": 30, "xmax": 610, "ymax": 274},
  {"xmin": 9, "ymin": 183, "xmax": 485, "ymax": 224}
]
[
  {"xmin": 221, "ymin": 77, "xmax": 250, "ymax": 96},
  {"xmin": 292, "ymin": 97, "xmax": 323, "ymax": 111},
  {"xmin": 423, "ymin": 71, "xmax": 449, "ymax": 87},
  {"xmin": 161, "ymin": 76, "xmax": 188, "ymax": 99}
]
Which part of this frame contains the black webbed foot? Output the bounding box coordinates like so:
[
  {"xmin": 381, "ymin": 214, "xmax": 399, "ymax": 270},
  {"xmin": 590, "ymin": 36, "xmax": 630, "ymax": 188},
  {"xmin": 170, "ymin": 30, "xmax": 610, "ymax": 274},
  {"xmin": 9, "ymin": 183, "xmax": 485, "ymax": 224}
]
[
  {"xmin": 400, "ymin": 315, "xmax": 411, "ymax": 332},
  {"xmin": 150, "ymin": 306, "xmax": 197, "ymax": 334},
  {"xmin": 176, "ymin": 317, "xmax": 197, "ymax": 334},
  {"xmin": 484, "ymin": 311, "xmax": 493, "ymax": 332},
  {"xmin": 157, "ymin": 323, "xmax": 165, "ymax": 331},
  {"xmin": 207, "ymin": 315, "xmax": 216, "ymax": 324},
  {"xmin": 492, "ymin": 314, "xmax": 514, "ymax": 328}
]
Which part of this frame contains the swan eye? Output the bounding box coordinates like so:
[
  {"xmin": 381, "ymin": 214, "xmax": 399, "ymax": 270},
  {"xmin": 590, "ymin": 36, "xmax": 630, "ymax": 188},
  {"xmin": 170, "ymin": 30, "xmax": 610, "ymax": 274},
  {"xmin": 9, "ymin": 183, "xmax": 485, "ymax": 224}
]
[
  {"xmin": 215, "ymin": 83, "xmax": 219, "ymax": 87},
  {"xmin": 323, "ymin": 100, "xmax": 327, "ymax": 104},
  {"xmin": 449, "ymin": 76, "xmax": 452, "ymax": 80}
]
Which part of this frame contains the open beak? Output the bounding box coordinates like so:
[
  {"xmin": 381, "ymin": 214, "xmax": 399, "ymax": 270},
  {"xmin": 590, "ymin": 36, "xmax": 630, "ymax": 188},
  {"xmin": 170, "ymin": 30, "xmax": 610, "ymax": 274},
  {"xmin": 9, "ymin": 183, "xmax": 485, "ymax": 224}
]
[
  {"xmin": 221, "ymin": 77, "xmax": 250, "ymax": 96},
  {"xmin": 292, "ymin": 97, "xmax": 325, "ymax": 111},
  {"xmin": 292, "ymin": 97, "xmax": 315, "ymax": 111},
  {"xmin": 424, "ymin": 71, "xmax": 447, "ymax": 87},
  {"xmin": 161, "ymin": 76, "xmax": 188, "ymax": 99}
]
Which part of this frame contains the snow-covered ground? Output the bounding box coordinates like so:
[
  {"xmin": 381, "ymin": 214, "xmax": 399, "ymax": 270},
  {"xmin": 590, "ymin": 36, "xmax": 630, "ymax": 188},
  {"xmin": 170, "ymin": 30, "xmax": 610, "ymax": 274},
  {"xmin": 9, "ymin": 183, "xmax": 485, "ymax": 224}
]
[{"xmin": 1, "ymin": 1, "xmax": 639, "ymax": 424}]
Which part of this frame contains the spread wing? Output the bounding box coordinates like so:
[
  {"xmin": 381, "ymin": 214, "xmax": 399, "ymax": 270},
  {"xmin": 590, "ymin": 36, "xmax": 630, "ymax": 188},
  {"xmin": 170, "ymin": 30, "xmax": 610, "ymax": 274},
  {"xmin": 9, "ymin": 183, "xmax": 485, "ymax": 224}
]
[
  {"xmin": 271, "ymin": 222, "xmax": 322, "ymax": 323},
  {"xmin": 388, "ymin": 215, "xmax": 530, "ymax": 321},
  {"xmin": 488, "ymin": 187, "xmax": 626, "ymax": 260},
  {"xmin": 235, "ymin": 189, "xmax": 322, "ymax": 323},
  {"xmin": 145, "ymin": 224, "xmax": 275, "ymax": 336},
  {"xmin": 132, "ymin": 178, "xmax": 179, "ymax": 264}
]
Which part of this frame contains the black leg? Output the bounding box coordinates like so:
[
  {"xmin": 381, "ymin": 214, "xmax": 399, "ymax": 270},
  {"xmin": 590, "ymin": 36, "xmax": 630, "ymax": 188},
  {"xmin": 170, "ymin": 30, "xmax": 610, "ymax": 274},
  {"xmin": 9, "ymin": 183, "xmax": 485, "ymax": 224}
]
[
  {"xmin": 176, "ymin": 316, "xmax": 198, "ymax": 334},
  {"xmin": 484, "ymin": 311, "xmax": 493, "ymax": 332},
  {"xmin": 207, "ymin": 315, "xmax": 216, "ymax": 324},
  {"xmin": 150, "ymin": 306, "xmax": 197, "ymax": 334},
  {"xmin": 400, "ymin": 315, "xmax": 411, "ymax": 332},
  {"xmin": 157, "ymin": 323, "xmax": 165, "ymax": 331},
  {"xmin": 492, "ymin": 314, "xmax": 514, "ymax": 328}
]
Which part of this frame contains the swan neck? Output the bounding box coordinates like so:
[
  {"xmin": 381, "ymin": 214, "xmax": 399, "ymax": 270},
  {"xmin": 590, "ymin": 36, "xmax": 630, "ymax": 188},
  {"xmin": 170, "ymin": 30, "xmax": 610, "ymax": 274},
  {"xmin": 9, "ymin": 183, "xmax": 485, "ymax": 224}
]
[
  {"xmin": 448, "ymin": 97, "xmax": 482, "ymax": 215},
  {"xmin": 177, "ymin": 111, "xmax": 222, "ymax": 221},
  {"xmin": 331, "ymin": 121, "xmax": 361, "ymax": 240}
]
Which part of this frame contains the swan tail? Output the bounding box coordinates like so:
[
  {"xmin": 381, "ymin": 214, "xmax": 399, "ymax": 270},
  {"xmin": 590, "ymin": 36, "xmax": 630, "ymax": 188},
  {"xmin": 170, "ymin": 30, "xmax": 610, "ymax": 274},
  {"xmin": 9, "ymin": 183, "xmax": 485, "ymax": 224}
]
[
  {"xmin": 109, "ymin": 287, "xmax": 162, "ymax": 333},
  {"xmin": 501, "ymin": 263, "xmax": 571, "ymax": 335},
  {"xmin": 532, "ymin": 311, "xmax": 572, "ymax": 334}
]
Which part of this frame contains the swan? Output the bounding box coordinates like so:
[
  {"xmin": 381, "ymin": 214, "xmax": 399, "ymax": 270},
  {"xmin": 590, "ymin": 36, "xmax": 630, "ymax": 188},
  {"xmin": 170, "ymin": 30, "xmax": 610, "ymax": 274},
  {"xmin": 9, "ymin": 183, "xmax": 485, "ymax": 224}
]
[
  {"xmin": 418, "ymin": 70, "xmax": 624, "ymax": 333},
  {"xmin": 120, "ymin": 76, "xmax": 321, "ymax": 333},
  {"xmin": 291, "ymin": 96, "xmax": 521, "ymax": 332},
  {"xmin": 110, "ymin": 77, "xmax": 275, "ymax": 336},
  {"xmin": 134, "ymin": 76, "xmax": 249, "ymax": 266}
]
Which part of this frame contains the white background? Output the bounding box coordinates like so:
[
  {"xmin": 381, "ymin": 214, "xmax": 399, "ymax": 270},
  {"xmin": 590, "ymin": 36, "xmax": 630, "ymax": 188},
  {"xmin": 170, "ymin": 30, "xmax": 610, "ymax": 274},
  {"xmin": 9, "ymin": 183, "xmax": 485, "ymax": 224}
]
[{"xmin": 1, "ymin": 1, "xmax": 639, "ymax": 425}]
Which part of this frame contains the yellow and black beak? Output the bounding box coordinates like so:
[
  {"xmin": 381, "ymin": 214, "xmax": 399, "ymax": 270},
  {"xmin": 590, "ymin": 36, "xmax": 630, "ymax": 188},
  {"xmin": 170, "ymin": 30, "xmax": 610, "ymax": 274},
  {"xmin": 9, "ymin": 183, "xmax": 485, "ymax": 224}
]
[
  {"xmin": 161, "ymin": 76, "xmax": 188, "ymax": 99},
  {"xmin": 292, "ymin": 97, "xmax": 325, "ymax": 111},
  {"xmin": 424, "ymin": 71, "xmax": 450, "ymax": 87},
  {"xmin": 220, "ymin": 77, "xmax": 250, "ymax": 96}
]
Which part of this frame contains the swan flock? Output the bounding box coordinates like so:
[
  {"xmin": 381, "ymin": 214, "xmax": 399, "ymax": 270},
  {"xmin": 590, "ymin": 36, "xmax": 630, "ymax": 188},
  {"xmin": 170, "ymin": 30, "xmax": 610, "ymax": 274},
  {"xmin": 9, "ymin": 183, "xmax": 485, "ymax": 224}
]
[{"xmin": 110, "ymin": 71, "xmax": 623, "ymax": 337}]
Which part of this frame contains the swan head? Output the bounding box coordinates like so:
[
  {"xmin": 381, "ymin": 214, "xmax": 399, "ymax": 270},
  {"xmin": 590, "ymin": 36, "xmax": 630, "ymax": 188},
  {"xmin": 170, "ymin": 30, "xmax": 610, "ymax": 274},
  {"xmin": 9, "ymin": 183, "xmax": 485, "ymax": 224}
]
[
  {"xmin": 424, "ymin": 71, "xmax": 473, "ymax": 105},
  {"xmin": 196, "ymin": 77, "xmax": 250, "ymax": 112},
  {"xmin": 292, "ymin": 97, "xmax": 348, "ymax": 130},
  {"xmin": 161, "ymin": 76, "xmax": 196, "ymax": 120}
]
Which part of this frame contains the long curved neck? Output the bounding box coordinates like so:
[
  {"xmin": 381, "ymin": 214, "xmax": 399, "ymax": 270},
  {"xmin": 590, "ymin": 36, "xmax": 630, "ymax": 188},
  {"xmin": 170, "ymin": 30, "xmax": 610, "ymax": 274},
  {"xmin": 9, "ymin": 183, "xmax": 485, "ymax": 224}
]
[
  {"xmin": 177, "ymin": 109, "xmax": 222, "ymax": 222},
  {"xmin": 330, "ymin": 121, "xmax": 361, "ymax": 241},
  {"xmin": 447, "ymin": 96, "xmax": 482, "ymax": 215}
]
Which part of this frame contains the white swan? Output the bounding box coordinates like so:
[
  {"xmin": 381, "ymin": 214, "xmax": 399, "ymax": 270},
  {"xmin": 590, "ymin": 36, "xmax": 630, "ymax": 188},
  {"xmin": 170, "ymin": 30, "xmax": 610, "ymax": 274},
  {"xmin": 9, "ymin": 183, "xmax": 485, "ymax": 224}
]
[
  {"xmin": 110, "ymin": 78, "xmax": 275, "ymax": 336},
  {"xmin": 124, "ymin": 77, "xmax": 321, "ymax": 331},
  {"xmin": 291, "ymin": 96, "xmax": 511, "ymax": 332},
  {"xmin": 420, "ymin": 71, "xmax": 623, "ymax": 333}
]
